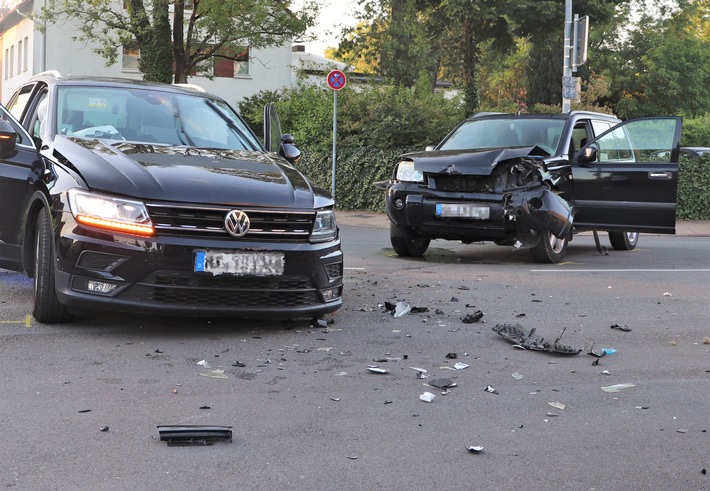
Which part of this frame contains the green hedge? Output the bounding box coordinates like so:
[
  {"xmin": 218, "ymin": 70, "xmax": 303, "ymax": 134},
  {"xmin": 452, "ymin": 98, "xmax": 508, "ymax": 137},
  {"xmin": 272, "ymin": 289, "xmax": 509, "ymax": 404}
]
[
  {"xmin": 295, "ymin": 146, "xmax": 710, "ymax": 220},
  {"xmin": 677, "ymin": 154, "xmax": 710, "ymax": 220}
]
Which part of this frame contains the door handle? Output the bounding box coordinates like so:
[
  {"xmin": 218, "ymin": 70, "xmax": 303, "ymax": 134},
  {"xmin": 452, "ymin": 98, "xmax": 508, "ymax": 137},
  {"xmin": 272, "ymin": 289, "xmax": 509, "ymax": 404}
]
[{"xmin": 648, "ymin": 172, "xmax": 672, "ymax": 180}]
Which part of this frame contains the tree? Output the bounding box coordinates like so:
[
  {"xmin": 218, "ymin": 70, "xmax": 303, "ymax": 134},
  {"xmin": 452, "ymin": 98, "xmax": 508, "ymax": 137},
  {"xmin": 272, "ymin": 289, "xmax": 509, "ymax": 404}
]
[
  {"xmin": 607, "ymin": 1, "xmax": 710, "ymax": 118},
  {"xmin": 507, "ymin": 0, "xmax": 628, "ymax": 107},
  {"xmin": 35, "ymin": 0, "xmax": 318, "ymax": 83}
]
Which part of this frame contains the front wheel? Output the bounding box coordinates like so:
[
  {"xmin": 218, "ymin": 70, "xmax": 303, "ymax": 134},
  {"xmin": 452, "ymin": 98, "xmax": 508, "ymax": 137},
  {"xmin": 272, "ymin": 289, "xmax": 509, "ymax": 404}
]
[
  {"xmin": 608, "ymin": 231, "xmax": 639, "ymax": 250},
  {"xmin": 390, "ymin": 223, "xmax": 430, "ymax": 257},
  {"xmin": 531, "ymin": 230, "xmax": 569, "ymax": 263},
  {"xmin": 33, "ymin": 208, "xmax": 71, "ymax": 323}
]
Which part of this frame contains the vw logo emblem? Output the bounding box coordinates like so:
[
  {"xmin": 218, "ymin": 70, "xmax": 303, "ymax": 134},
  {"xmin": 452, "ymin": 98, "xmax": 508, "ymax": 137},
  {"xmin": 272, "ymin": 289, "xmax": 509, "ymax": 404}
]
[{"xmin": 224, "ymin": 210, "xmax": 250, "ymax": 237}]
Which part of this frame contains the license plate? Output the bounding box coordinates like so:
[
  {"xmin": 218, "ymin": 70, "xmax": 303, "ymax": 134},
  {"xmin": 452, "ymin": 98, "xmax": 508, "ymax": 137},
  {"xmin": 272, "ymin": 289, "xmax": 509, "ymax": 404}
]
[
  {"xmin": 436, "ymin": 203, "xmax": 490, "ymax": 219},
  {"xmin": 194, "ymin": 251, "xmax": 285, "ymax": 276}
]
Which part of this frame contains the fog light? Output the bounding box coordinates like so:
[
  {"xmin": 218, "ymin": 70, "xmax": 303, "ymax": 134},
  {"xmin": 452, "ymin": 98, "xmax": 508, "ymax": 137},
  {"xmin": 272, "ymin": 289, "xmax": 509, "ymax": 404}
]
[
  {"xmin": 321, "ymin": 287, "xmax": 341, "ymax": 302},
  {"xmin": 72, "ymin": 277, "xmax": 121, "ymax": 296},
  {"xmin": 393, "ymin": 198, "xmax": 404, "ymax": 209}
]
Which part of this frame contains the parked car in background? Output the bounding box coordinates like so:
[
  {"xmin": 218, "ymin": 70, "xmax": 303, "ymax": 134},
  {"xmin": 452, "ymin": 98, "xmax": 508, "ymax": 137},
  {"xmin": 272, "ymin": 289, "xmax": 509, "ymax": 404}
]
[
  {"xmin": 376, "ymin": 111, "xmax": 682, "ymax": 263},
  {"xmin": 0, "ymin": 72, "xmax": 342, "ymax": 323}
]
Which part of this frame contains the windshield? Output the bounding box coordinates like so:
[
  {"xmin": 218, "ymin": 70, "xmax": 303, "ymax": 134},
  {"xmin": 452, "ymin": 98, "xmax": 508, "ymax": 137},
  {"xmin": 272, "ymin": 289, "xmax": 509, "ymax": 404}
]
[
  {"xmin": 439, "ymin": 118, "xmax": 566, "ymax": 155},
  {"xmin": 54, "ymin": 86, "xmax": 262, "ymax": 151}
]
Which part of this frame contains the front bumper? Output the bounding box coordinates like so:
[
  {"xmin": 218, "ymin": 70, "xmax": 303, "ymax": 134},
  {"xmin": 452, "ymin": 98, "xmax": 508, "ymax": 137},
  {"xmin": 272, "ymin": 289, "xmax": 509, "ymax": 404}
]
[
  {"xmin": 386, "ymin": 182, "xmax": 573, "ymax": 246},
  {"xmin": 54, "ymin": 214, "xmax": 343, "ymax": 318}
]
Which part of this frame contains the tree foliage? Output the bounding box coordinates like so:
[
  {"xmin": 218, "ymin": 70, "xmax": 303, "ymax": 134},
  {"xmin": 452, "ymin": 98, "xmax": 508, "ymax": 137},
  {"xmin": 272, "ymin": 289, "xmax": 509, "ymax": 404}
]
[{"xmin": 35, "ymin": 0, "xmax": 317, "ymax": 83}]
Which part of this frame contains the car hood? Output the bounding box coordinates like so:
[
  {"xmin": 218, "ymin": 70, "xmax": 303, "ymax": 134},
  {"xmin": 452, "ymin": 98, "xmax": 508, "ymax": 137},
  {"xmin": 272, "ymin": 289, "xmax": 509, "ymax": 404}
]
[
  {"xmin": 402, "ymin": 147, "xmax": 546, "ymax": 176},
  {"xmin": 52, "ymin": 136, "xmax": 321, "ymax": 207}
]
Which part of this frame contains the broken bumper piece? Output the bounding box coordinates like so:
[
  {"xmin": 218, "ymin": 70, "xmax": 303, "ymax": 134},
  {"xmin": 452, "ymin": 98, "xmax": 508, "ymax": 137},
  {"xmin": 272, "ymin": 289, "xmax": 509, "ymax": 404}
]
[
  {"xmin": 492, "ymin": 323, "xmax": 581, "ymax": 355},
  {"xmin": 157, "ymin": 425, "xmax": 233, "ymax": 446}
]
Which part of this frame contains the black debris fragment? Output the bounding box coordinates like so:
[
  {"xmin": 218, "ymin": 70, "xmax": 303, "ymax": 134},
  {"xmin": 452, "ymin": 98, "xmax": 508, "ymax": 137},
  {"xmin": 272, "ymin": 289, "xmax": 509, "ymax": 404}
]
[
  {"xmin": 157, "ymin": 425, "xmax": 233, "ymax": 446},
  {"xmin": 155, "ymin": 349, "xmax": 164, "ymax": 354},
  {"xmin": 100, "ymin": 425, "xmax": 109, "ymax": 432},
  {"xmin": 232, "ymin": 361, "xmax": 246, "ymax": 367},
  {"xmin": 610, "ymin": 323, "xmax": 632, "ymax": 332},
  {"xmin": 451, "ymin": 297, "xmax": 459, "ymax": 303},
  {"xmin": 429, "ymin": 378, "xmax": 456, "ymax": 389},
  {"xmin": 411, "ymin": 306, "xmax": 429, "ymax": 314},
  {"xmin": 78, "ymin": 409, "xmax": 92, "ymax": 413},
  {"xmin": 445, "ymin": 352, "xmax": 458, "ymax": 359},
  {"xmin": 462, "ymin": 311, "xmax": 484, "ymax": 324},
  {"xmin": 492, "ymin": 324, "xmax": 582, "ymax": 355},
  {"xmin": 199, "ymin": 406, "xmax": 211, "ymax": 410},
  {"xmin": 484, "ymin": 385, "xmax": 499, "ymax": 394}
]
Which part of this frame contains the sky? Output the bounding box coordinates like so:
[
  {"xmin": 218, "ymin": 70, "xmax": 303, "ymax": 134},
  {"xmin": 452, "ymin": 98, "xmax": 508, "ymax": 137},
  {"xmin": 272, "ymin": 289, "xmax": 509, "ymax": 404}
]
[{"xmin": 294, "ymin": 0, "xmax": 362, "ymax": 56}]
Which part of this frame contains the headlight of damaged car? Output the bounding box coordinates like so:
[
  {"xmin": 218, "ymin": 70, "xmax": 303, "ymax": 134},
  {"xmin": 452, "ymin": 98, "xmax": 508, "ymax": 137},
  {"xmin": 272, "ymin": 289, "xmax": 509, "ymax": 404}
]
[
  {"xmin": 395, "ymin": 161, "xmax": 424, "ymax": 183},
  {"xmin": 68, "ymin": 189, "xmax": 154, "ymax": 236},
  {"xmin": 311, "ymin": 209, "xmax": 337, "ymax": 243}
]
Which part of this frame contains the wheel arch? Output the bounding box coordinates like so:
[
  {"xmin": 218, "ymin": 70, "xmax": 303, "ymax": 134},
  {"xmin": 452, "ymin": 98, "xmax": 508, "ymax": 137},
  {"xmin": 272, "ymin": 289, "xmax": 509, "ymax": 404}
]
[{"xmin": 21, "ymin": 190, "xmax": 53, "ymax": 277}]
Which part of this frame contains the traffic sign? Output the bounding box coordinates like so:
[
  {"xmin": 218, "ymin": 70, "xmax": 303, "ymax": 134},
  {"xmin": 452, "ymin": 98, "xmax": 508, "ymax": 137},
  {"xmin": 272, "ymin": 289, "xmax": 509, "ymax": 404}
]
[{"xmin": 327, "ymin": 70, "xmax": 347, "ymax": 91}]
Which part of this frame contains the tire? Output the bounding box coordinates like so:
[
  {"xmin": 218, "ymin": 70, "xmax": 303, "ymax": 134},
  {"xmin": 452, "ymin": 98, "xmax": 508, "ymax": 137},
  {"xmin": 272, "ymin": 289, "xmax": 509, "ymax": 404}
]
[
  {"xmin": 390, "ymin": 223, "xmax": 430, "ymax": 257},
  {"xmin": 531, "ymin": 229, "xmax": 569, "ymax": 263},
  {"xmin": 608, "ymin": 231, "xmax": 639, "ymax": 251},
  {"xmin": 33, "ymin": 208, "xmax": 71, "ymax": 323}
]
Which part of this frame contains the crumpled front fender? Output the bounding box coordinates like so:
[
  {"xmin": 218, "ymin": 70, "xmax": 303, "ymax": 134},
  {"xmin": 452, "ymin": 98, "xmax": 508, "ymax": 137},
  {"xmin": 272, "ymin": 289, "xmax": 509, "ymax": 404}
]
[{"xmin": 508, "ymin": 189, "xmax": 574, "ymax": 248}]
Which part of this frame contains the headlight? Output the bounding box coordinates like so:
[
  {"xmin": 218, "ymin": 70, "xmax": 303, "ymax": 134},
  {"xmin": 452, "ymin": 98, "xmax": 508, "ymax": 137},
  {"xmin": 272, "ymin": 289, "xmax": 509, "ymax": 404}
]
[
  {"xmin": 395, "ymin": 161, "xmax": 424, "ymax": 182},
  {"xmin": 311, "ymin": 209, "xmax": 337, "ymax": 243},
  {"xmin": 68, "ymin": 189, "xmax": 154, "ymax": 236}
]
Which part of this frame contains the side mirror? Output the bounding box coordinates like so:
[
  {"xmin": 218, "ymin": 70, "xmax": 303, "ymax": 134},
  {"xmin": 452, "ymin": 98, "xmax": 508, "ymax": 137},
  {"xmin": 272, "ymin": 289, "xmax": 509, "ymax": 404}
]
[
  {"xmin": 425, "ymin": 145, "xmax": 436, "ymax": 152},
  {"xmin": 0, "ymin": 120, "xmax": 18, "ymax": 158},
  {"xmin": 578, "ymin": 145, "xmax": 597, "ymax": 165},
  {"xmin": 279, "ymin": 134, "xmax": 301, "ymax": 164}
]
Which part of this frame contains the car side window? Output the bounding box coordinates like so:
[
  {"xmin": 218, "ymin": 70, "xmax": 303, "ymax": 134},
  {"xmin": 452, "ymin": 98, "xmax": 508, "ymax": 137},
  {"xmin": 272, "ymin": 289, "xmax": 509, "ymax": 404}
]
[
  {"xmin": 0, "ymin": 105, "xmax": 31, "ymax": 146},
  {"xmin": 5, "ymin": 84, "xmax": 36, "ymax": 122},
  {"xmin": 570, "ymin": 121, "xmax": 592, "ymax": 155},
  {"xmin": 593, "ymin": 126, "xmax": 636, "ymax": 163}
]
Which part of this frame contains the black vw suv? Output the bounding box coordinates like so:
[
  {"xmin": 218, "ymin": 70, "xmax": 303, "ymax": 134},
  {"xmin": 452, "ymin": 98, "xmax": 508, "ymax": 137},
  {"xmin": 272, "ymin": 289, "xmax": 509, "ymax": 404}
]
[{"xmin": 0, "ymin": 72, "xmax": 342, "ymax": 323}]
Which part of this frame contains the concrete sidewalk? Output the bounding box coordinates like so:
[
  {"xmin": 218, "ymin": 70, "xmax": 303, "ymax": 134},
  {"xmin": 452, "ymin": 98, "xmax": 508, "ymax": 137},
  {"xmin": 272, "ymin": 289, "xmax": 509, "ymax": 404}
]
[{"xmin": 335, "ymin": 210, "xmax": 710, "ymax": 237}]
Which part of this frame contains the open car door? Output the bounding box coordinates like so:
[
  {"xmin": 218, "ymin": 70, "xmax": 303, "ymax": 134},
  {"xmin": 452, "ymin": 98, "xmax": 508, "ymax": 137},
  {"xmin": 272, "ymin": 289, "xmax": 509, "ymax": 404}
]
[
  {"xmin": 571, "ymin": 117, "xmax": 682, "ymax": 234},
  {"xmin": 263, "ymin": 103, "xmax": 300, "ymax": 164}
]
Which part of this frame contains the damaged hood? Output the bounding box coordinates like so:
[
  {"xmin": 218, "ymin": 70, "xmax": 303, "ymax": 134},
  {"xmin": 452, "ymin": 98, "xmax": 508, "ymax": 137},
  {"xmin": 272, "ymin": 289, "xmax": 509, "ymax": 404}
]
[
  {"xmin": 402, "ymin": 147, "xmax": 546, "ymax": 176},
  {"xmin": 51, "ymin": 136, "xmax": 320, "ymax": 207}
]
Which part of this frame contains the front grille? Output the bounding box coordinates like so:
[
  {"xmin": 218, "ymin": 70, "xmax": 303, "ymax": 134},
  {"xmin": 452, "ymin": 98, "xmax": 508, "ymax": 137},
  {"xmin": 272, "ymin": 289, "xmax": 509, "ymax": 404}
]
[
  {"xmin": 146, "ymin": 204, "xmax": 314, "ymax": 241},
  {"xmin": 118, "ymin": 271, "xmax": 319, "ymax": 308},
  {"xmin": 431, "ymin": 175, "xmax": 497, "ymax": 193}
]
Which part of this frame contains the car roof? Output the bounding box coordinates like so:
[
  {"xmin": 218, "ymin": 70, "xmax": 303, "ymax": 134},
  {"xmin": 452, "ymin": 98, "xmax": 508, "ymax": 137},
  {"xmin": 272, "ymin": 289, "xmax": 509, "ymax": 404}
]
[{"xmin": 466, "ymin": 111, "xmax": 619, "ymax": 122}]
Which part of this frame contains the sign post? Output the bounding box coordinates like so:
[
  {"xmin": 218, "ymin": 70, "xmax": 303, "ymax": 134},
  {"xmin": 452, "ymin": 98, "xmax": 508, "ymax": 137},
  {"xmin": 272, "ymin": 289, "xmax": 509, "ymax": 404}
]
[{"xmin": 327, "ymin": 70, "xmax": 346, "ymax": 198}]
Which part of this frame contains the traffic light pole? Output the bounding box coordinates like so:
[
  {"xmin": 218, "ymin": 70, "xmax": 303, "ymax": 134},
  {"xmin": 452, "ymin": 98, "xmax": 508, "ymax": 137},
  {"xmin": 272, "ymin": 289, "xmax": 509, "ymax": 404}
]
[{"xmin": 562, "ymin": 0, "xmax": 573, "ymax": 113}]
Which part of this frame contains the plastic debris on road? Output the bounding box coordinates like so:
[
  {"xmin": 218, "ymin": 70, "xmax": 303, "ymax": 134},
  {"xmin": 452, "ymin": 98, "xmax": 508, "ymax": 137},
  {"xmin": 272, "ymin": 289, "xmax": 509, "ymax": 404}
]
[
  {"xmin": 428, "ymin": 378, "xmax": 456, "ymax": 389},
  {"xmin": 200, "ymin": 369, "xmax": 227, "ymax": 379},
  {"xmin": 484, "ymin": 385, "xmax": 499, "ymax": 394},
  {"xmin": 601, "ymin": 383, "xmax": 636, "ymax": 393},
  {"xmin": 393, "ymin": 301, "xmax": 412, "ymax": 318},
  {"xmin": 196, "ymin": 360, "xmax": 210, "ymax": 367},
  {"xmin": 454, "ymin": 362, "xmax": 469, "ymax": 370},
  {"xmin": 466, "ymin": 446, "xmax": 484, "ymax": 453},
  {"xmin": 512, "ymin": 372, "xmax": 523, "ymax": 380},
  {"xmin": 492, "ymin": 324, "xmax": 581, "ymax": 355},
  {"xmin": 610, "ymin": 323, "xmax": 632, "ymax": 332},
  {"xmin": 419, "ymin": 392, "xmax": 436, "ymax": 402},
  {"xmin": 367, "ymin": 366, "xmax": 390, "ymax": 374},
  {"xmin": 548, "ymin": 402, "xmax": 566, "ymax": 410},
  {"xmin": 462, "ymin": 311, "xmax": 484, "ymax": 323}
]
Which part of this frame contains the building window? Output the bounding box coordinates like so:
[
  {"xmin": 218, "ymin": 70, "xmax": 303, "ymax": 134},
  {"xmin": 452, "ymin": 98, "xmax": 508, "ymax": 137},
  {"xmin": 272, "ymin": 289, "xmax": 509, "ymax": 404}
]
[
  {"xmin": 122, "ymin": 41, "xmax": 140, "ymax": 71},
  {"xmin": 23, "ymin": 37, "xmax": 29, "ymax": 72},
  {"xmin": 9, "ymin": 46, "xmax": 14, "ymax": 78},
  {"xmin": 213, "ymin": 46, "xmax": 249, "ymax": 78},
  {"xmin": 17, "ymin": 40, "xmax": 22, "ymax": 75},
  {"xmin": 4, "ymin": 49, "xmax": 8, "ymax": 80}
]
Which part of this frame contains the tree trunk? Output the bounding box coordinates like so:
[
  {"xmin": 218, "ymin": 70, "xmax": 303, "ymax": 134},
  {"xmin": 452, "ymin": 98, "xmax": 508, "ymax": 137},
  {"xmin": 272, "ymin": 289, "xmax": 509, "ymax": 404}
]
[{"xmin": 173, "ymin": 0, "xmax": 188, "ymax": 83}]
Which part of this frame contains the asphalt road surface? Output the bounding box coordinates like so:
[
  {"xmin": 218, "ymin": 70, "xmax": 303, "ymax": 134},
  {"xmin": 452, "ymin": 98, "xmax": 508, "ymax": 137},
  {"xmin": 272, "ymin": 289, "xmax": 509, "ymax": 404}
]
[{"xmin": 1, "ymin": 227, "xmax": 709, "ymax": 490}]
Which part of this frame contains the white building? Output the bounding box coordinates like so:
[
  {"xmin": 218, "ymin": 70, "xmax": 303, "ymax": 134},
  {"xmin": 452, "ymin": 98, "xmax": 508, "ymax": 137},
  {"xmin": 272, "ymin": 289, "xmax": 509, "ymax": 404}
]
[{"xmin": 0, "ymin": 0, "xmax": 324, "ymax": 105}]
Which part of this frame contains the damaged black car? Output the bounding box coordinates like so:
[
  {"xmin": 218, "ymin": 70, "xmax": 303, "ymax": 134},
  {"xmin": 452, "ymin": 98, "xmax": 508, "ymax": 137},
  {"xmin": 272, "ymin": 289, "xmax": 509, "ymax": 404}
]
[
  {"xmin": 376, "ymin": 111, "xmax": 682, "ymax": 263},
  {"xmin": 0, "ymin": 73, "xmax": 342, "ymax": 323}
]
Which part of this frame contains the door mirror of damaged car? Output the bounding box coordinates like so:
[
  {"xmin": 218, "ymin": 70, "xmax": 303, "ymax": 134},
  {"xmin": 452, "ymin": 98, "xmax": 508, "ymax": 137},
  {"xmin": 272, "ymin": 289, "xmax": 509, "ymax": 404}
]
[
  {"xmin": 578, "ymin": 144, "xmax": 598, "ymax": 165},
  {"xmin": 425, "ymin": 145, "xmax": 436, "ymax": 151},
  {"xmin": 0, "ymin": 120, "xmax": 18, "ymax": 158}
]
